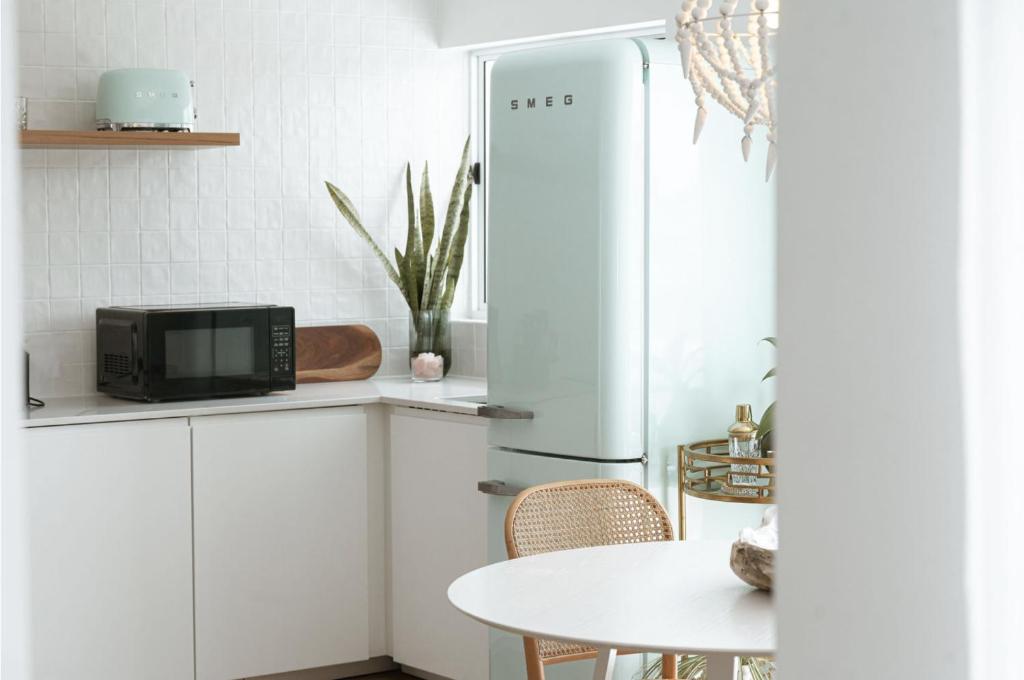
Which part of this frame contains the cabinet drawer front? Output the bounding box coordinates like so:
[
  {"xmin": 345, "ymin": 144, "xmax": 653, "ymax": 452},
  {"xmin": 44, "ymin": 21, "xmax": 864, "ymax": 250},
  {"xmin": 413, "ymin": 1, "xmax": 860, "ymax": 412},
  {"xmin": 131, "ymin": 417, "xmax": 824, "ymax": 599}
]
[
  {"xmin": 390, "ymin": 411, "xmax": 489, "ymax": 680},
  {"xmin": 23, "ymin": 419, "xmax": 194, "ymax": 680},
  {"xmin": 192, "ymin": 407, "xmax": 369, "ymax": 680}
]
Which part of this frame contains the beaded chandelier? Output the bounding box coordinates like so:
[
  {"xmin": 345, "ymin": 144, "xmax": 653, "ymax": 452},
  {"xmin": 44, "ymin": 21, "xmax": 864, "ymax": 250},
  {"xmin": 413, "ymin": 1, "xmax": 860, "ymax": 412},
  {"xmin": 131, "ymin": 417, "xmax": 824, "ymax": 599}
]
[{"xmin": 675, "ymin": 0, "xmax": 779, "ymax": 180}]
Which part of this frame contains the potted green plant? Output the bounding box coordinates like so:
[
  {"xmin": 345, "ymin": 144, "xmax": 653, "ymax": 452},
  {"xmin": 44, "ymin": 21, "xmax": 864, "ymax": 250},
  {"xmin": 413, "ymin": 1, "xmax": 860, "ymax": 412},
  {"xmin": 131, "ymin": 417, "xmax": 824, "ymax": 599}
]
[
  {"xmin": 641, "ymin": 654, "xmax": 775, "ymax": 679},
  {"xmin": 325, "ymin": 138, "xmax": 473, "ymax": 381},
  {"xmin": 758, "ymin": 336, "xmax": 776, "ymax": 452}
]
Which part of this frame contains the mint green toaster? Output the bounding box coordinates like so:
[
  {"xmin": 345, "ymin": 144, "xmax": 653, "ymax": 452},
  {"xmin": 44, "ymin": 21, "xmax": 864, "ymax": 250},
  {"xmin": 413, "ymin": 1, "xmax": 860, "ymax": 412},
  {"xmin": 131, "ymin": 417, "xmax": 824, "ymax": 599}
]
[{"xmin": 96, "ymin": 69, "xmax": 195, "ymax": 131}]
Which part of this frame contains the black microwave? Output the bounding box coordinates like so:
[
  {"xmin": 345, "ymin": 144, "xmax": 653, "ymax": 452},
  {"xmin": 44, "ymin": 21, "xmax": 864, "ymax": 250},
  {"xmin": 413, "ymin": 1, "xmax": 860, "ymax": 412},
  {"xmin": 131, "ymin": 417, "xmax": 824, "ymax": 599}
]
[{"xmin": 96, "ymin": 303, "xmax": 295, "ymax": 402}]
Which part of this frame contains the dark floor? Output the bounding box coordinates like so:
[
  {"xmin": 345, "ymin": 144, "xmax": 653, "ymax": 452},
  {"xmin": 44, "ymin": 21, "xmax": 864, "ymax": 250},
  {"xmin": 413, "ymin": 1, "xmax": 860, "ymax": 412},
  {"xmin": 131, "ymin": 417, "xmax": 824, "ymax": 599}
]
[{"xmin": 353, "ymin": 673, "xmax": 417, "ymax": 679}]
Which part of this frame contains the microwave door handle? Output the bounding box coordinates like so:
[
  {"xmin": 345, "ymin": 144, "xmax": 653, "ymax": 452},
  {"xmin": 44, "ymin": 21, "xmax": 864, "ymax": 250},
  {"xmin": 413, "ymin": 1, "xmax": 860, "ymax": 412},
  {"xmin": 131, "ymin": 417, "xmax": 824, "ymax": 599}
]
[{"xmin": 130, "ymin": 323, "xmax": 140, "ymax": 383}]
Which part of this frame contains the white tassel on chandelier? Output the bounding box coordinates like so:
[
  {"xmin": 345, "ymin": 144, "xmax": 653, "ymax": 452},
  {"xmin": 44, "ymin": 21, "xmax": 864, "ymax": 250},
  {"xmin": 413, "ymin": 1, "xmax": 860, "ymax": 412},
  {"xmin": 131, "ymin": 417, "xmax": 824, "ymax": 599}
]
[{"xmin": 675, "ymin": 0, "xmax": 779, "ymax": 180}]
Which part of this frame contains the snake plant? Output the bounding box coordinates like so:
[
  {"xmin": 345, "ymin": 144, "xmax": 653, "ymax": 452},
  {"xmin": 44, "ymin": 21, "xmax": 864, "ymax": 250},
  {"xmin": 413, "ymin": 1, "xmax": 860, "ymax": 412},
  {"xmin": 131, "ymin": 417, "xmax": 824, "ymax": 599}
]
[
  {"xmin": 758, "ymin": 337, "xmax": 776, "ymax": 447},
  {"xmin": 325, "ymin": 137, "xmax": 474, "ymax": 316}
]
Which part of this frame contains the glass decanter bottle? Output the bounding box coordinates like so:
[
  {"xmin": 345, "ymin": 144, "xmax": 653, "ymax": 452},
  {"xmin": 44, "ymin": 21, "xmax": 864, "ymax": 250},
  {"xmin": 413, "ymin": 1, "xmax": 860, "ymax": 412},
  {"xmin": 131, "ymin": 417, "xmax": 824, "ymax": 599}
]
[{"xmin": 728, "ymin": 403, "xmax": 761, "ymax": 495}]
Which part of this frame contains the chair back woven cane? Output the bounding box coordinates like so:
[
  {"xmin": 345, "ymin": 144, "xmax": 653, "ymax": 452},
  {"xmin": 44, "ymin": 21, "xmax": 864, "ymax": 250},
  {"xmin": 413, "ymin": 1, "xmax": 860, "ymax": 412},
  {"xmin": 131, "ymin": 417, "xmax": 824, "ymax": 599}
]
[{"xmin": 504, "ymin": 479, "xmax": 677, "ymax": 680}]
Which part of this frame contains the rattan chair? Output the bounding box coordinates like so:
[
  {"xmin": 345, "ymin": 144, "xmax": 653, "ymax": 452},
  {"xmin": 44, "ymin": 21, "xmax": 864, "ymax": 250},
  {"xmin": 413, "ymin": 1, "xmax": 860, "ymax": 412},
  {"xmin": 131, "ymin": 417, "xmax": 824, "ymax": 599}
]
[{"xmin": 504, "ymin": 479, "xmax": 678, "ymax": 680}]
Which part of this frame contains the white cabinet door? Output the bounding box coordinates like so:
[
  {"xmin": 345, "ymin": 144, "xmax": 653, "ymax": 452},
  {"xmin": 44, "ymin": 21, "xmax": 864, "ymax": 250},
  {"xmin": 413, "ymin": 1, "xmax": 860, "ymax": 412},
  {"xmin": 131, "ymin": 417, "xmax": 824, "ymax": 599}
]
[
  {"xmin": 390, "ymin": 408, "xmax": 489, "ymax": 680},
  {"xmin": 23, "ymin": 418, "xmax": 194, "ymax": 680},
  {"xmin": 192, "ymin": 407, "xmax": 369, "ymax": 680}
]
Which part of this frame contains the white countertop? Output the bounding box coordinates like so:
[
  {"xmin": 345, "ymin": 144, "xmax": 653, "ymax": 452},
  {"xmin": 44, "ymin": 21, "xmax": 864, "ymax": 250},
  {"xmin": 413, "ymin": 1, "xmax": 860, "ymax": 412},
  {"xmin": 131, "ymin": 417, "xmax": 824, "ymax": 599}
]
[{"xmin": 24, "ymin": 377, "xmax": 488, "ymax": 428}]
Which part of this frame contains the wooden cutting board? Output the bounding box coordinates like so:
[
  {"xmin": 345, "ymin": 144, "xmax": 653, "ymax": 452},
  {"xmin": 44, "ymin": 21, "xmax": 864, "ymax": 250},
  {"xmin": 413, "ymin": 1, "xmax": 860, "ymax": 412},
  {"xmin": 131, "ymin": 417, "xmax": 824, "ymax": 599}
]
[{"xmin": 295, "ymin": 324, "xmax": 382, "ymax": 383}]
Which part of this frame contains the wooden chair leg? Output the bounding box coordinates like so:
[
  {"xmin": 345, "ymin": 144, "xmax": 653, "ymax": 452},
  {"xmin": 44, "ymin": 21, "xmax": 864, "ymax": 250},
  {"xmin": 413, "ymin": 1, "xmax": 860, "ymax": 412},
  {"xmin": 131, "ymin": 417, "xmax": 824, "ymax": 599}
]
[
  {"xmin": 662, "ymin": 653, "xmax": 678, "ymax": 679},
  {"xmin": 523, "ymin": 636, "xmax": 545, "ymax": 680}
]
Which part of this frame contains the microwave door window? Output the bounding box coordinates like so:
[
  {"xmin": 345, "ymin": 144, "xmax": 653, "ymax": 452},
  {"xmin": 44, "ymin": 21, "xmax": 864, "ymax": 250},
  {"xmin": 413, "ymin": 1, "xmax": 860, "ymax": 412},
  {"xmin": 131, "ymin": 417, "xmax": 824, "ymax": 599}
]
[
  {"xmin": 164, "ymin": 327, "xmax": 255, "ymax": 379},
  {"xmin": 213, "ymin": 326, "xmax": 255, "ymax": 376}
]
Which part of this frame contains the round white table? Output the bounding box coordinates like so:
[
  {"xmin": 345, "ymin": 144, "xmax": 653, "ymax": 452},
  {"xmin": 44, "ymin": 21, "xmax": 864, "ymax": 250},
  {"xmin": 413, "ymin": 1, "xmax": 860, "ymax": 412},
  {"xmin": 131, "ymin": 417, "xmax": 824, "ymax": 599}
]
[{"xmin": 448, "ymin": 539, "xmax": 774, "ymax": 680}]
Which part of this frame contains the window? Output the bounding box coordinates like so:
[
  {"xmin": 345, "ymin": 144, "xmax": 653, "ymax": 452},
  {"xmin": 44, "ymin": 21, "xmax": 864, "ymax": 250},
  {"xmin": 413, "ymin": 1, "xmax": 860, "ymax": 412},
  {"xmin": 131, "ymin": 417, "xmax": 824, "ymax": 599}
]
[{"xmin": 467, "ymin": 22, "xmax": 666, "ymax": 317}]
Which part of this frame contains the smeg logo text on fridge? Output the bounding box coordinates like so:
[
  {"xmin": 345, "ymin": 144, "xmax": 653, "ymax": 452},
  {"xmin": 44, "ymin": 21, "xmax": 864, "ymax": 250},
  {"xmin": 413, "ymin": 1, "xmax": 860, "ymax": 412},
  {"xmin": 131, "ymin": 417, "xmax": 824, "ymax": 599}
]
[{"xmin": 510, "ymin": 95, "xmax": 574, "ymax": 110}]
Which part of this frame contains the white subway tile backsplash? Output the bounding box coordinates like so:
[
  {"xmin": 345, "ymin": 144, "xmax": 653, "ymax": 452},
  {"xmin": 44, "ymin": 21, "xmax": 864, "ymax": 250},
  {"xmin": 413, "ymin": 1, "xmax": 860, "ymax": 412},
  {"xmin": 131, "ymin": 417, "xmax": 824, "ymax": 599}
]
[
  {"xmin": 24, "ymin": 233, "xmax": 49, "ymax": 266},
  {"xmin": 22, "ymin": 0, "xmax": 470, "ymax": 397},
  {"xmin": 44, "ymin": 0, "xmax": 75, "ymax": 33},
  {"xmin": 80, "ymin": 265, "xmax": 110, "ymax": 297},
  {"xmin": 78, "ymin": 199, "xmax": 109, "ymax": 231},
  {"xmin": 226, "ymin": 199, "xmax": 255, "ymax": 229},
  {"xmin": 44, "ymin": 67, "xmax": 77, "ymax": 99},
  {"xmin": 140, "ymin": 263, "xmax": 170, "ymax": 295},
  {"xmin": 109, "ymin": 199, "xmax": 139, "ymax": 230},
  {"xmin": 140, "ymin": 231, "xmax": 170, "ymax": 262},
  {"xmin": 106, "ymin": 34, "xmax": 136, "ymax": 68},
  {"xmin": 168, "ymin": 232, "xmax": 197, "ymax": 266},
  {"xmin": 110, "ymin": 232, "xmax": 140, "ymax": 263},
  {"xmin": 25, "ymin": 300, "xmax": 51, "ymax": 332},
  {"xmin": 170, "ymin": 262, "xmax": 198, "ymax": 294},
  {"xmin": 77, "ymin": 149, "xmax": 108, "ymax": 167},
  {"xmin": 198, "ymin": 165, "xmax": 226, "ymax": 198},
  {"xmin": 199, "ymin": 262, "xmax": 228, "ymax": 293},
  {"xmin": 198, "ymin": 199, "xmax": 227, "ymax": 230},
  {"xmin": 228, "ymin": 230, "xmax": 255, "ymax": 261},
  {"xmin": 169, "ymin": 167, "xmax": 198, "ymax": 198},
  {"xmin": 79, "ymin": 167, "xmax": 108, "ymax": 197},
  {"xmin": 50, "ymin": 265, "xmax": 81, "ymax": 298},
  {"xmin": 75, "ymin": 0, "xmax": 106, "ymax": 33},
  {"xmin": 256, "ymin": 259, "xmax": 282, "ymax": 290},
  {"xmin": 110, "ymin": 264, "xmax": 140, "ymax": 295},
  {"xmin": 198, "ymin": 231, "xmax": 227, "ymax": 261},
  {"xmin": 448, "ymin": 319, "xmax": 486, "ymax": 378},
  {"xmin": 335, "ymin": 289, "xmax": 361, "ymax": 319},
  {"xmin": 47, "ymin": 167, "xmax": 78, "ymax": 199},
  {"xmin": 140, "ymin": 199, "xmax": 170, "ymax": 230},
  {"xmin": 48, "ymin": 232, "xmax": 80, "ymax": 265},
  {"xmin": 79, "ymin": 232, "xmax": 109, "ymax": 264},
  {"xmin": 109, "ymin": 149, "xmax": 138, "ymax": 167},
  {"xmin": 280, "ymin": 260, "xmax": 307, "ymax": 292},
  {"xmin": 108, "ymin": 167, "xmax": 139, "ymax": 198},
  {"xmin": 47, "ymin": 198, "xmax": 79, "ymax": 231},
  {"xmin": 76, "ymin": 35, "xmax": 105, "ymax": 68},
  {"xmin": 49, "ymin": 299, "xmax": 82, "ymax": 329},
  {"xmin": 140, "ymin": 166, "xmax": 169, "ymax": 198},
  {"xmin": 24, "ymin": 267, "xmax": 51, "ymax": 299},
  {"xmin": 105, "ymin": 0, "xmax": 135, "ymax": 35}
]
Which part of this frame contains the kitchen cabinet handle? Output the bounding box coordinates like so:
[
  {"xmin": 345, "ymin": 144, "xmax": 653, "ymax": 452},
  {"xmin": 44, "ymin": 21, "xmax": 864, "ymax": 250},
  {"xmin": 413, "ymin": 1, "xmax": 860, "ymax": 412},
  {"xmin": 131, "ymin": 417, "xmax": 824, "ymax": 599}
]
[
  {"xmin": 477, "ymin": 480, "xmax": 527, "ymax": 497},
  {"xmin": 478, "ymin": 405, "xmax": 534, "ymax": 420}
]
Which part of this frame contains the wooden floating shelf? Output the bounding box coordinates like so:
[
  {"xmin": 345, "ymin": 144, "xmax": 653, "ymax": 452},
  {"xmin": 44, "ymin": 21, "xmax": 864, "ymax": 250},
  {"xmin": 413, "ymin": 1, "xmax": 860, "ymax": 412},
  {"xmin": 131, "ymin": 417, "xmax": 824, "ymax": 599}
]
[{"xmin": 20, "ymin": 129, "xmax": 240, "ymax": 149}]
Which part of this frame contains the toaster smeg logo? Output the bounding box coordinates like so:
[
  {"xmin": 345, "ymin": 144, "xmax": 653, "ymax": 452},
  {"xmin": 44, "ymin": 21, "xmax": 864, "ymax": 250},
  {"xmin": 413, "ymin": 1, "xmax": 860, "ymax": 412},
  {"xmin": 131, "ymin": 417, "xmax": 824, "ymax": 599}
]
[
  {"xmin": 510, "ymin": 94, "xmax": 574, "ymax": 110},
  {"xmin": 135, "ymin": 90, "xmax": 180, "ymax": 99}
]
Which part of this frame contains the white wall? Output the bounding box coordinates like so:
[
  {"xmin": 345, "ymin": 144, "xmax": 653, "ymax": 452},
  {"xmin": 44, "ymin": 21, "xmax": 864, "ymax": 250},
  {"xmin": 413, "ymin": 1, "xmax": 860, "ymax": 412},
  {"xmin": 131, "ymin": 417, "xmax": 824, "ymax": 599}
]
[
  {"xmin": 776, "ymin": 0, "xmax": 967, "ymax": 677},
  {"xmin": 4, "ymin": 1, "xmax": 31, "ymax": 677},
  {"xmin": 959, "ymin": 1, "xmax": 1024, "ymax": 675},
  {"xmin": 439, "ymin": 0, "xmax": 673, "ymax": 47},
  {"xmin": 17, "ymin": 0, "xmax": 477, "ymax": 397}
]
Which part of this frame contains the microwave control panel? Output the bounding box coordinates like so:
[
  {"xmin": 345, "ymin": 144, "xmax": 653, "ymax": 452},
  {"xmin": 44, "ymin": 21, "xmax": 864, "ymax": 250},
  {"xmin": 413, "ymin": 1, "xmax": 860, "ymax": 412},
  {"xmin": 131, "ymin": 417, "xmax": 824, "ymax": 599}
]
[{"xmin": 271, "ymin": 324, "xmax": 292, "ymax": 374}]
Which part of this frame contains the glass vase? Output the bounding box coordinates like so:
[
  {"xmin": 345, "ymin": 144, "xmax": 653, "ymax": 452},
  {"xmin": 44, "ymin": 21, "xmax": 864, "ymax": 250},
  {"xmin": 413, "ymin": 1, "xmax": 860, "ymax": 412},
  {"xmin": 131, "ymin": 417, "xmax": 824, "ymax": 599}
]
[{"xmin": 409, "ymin": 309, "xmax": 451, "ymax": 382}]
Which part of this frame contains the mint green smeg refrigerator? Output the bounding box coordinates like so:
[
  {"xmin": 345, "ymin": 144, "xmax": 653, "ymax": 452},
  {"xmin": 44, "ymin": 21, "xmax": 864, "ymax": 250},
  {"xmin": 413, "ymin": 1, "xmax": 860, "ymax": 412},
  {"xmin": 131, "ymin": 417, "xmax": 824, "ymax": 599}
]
[{"xmin": 482, "ymin": 38, "xmax": 776, "ymax": 680}]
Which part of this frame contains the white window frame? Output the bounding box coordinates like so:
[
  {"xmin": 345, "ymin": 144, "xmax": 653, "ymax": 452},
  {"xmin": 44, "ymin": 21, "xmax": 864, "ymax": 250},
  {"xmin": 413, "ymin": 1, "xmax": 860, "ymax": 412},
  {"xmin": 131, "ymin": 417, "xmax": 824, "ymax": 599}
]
[{"xmin": 465, "ymin": 21, "xmax": 668, "ymax": 319}]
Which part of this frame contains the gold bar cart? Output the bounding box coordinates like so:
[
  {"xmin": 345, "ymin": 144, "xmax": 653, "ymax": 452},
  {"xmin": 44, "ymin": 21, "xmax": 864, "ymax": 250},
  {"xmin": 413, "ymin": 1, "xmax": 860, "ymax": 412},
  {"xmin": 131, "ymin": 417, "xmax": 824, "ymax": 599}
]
[{"xmin": 677, "ymin": 439, "xmax": 776, "ymax": 540}]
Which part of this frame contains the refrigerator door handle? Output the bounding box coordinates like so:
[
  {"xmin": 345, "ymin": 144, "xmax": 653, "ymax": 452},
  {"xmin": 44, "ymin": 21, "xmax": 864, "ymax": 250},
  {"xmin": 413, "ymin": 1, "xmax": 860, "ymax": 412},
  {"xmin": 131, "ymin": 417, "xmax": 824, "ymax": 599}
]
[
  {"xmin": 478, "ymin": 405, "xmax": 534, "ymax": 420},
  {"xmin": 477, "ymin": 479, "xmax": 527, "ymax": 497}
]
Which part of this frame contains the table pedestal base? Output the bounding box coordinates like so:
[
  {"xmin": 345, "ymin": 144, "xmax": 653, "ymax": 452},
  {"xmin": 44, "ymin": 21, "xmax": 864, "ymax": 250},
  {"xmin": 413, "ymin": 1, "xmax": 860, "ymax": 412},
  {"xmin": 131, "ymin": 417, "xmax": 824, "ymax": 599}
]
[
  {"xmin": 593, "ymin": 647, "xmax": 617, "ymax": 680},
  {"xmin": 704, "ymin": 653, "xmax": 737, "ymax": 680}
]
